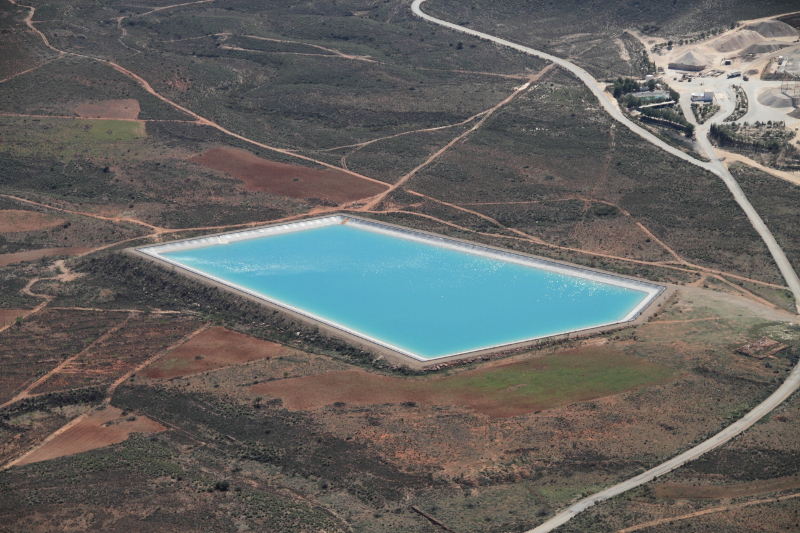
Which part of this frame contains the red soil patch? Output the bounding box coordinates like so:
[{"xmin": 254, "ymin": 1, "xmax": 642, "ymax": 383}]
[
  {"xmin": 252, "ymin": 370, "xmax": 535, "ymax": 418},
  {"xmin": 0, "ymin": 210, "xmax": 67, "ymax": 233},
  {"xmin": 16, "ymin": 406, "xmax": 165, "ymax": 466},
  {"xmin": 74, "ymin": 99, "xmax": 140, "ymax": 120},
  {"xmin": 0, "ymin": 309, "xmax": 28, "ymax": 325},
  {"xmin": 0, "ymin": 247, "xmax": 91, "ymax": 266},
  {"xmin": 656, "ymin": 476, "xmax": 800, "ymax": 500},
  {"xmin": 141, "ymin": 326, "xmax": 296, "ymax": 379},
  {"xmin": 190, "ymin": 147, "xmax": 388, "ymax": 203},
  {"xmin": 250, "ymin": 348, "xmax": 675, "ymax": 418}
]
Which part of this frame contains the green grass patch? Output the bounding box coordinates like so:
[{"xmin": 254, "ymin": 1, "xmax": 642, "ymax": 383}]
[
  {"xmin": 253, "ymin": 347, "xmax": 678, "ymax": 418},
  {"xmin": 437, "ymin": 348, "xmax": 679, "ymax": 415},
  {"xmin": 0, "ymin": 116, "xmax": 146, "ymax": 160},
  {"xmin": 71, "ymin": 119, "xmax": 146, "ymax": 143}
]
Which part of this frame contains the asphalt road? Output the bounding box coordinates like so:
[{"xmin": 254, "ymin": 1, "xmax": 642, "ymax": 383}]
[
  {"xmin": 411, "ymin": 0, "xmax": 800, "ymax": 313},
  {"xmin": 411, "ymin": 1, "xmax": 800, "ymax": 531},
  {"xmin": 525, "ymin": 363, "xmax": 800, "ymax": 532}
]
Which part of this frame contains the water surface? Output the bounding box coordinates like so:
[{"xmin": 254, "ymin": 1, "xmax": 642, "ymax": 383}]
[{"xmin": 161, "ymin": 224, "xmax": 653, "ymax": 359}]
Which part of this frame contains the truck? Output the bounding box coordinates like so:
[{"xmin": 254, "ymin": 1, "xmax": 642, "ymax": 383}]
[{"xmin": 727, "ymin": 71, "xmax": 741, "ymax": 78}]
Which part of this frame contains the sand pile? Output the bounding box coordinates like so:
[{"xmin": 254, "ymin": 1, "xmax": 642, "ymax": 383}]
[
  {"xmin": 758, "ymin": 87, "xmax": 795, "ymax": 108},
  {"xmin": 744, "ymin": 20, "xmax": 799, "ymax": 39},
  {"xmin": 713, "ymin": 29, "xmax": 766, "ymax": 53},
  {"xmin": 669, "ymin": 49, "xmax": 711, "ymax": 69},
  {"xmin": 741, "ymin": 41, "xmax": 789, "ymax": 55}
]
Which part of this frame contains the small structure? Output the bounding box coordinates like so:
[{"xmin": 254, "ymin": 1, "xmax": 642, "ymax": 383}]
[
  {"xmin": 633, "ymin": 89, "xmax": 670, "ymax": 100},
  {"xmin": 691, "ymin": 91, "xmax": 714, "ymax": 102},
  {"xmin": 736, "ymin": 337, "xmax": 788, "ymax": 359}
]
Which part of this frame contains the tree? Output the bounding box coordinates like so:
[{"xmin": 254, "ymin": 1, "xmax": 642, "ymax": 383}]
[{"xmin": 685, "ymin": 124, "xmax": 695, "ymax": 137}]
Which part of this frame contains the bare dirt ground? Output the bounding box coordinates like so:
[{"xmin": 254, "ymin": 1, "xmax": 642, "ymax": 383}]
[
  {"xmin": 655, "ymin": 475, "xmax": 800, "ymax": 500},
  {"xmin": 0, "ymin": 246, "xmax": 92, "ymax": 266},
  {"xmin": 14, "ymin": 405, "xmax": 165, "ymax": 466},
  {"xmin": 0, "ymin": 209, "xmax": 66, "ymax": 232},
  {"xmin": 249, "ymin": 347, "xmax": 676, "ymax": 419},
  {"xmin": 0, "ymin": 309, "xmax": 27, "ymax": 325},
  {"xmin": 141, "ymin": 326, "xmax": 298, "ymax": 379},
  {"xmin": 73, "ymin": 98, "xmax": 140, "ymax": 120},
  {"xmin": 190, "ymin": 147, "xmax": 389, "ymax": 203}
]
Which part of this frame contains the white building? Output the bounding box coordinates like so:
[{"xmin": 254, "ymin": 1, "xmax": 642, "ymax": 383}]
[{"xmin": 691, "ymin": 91, "xmax": 714, "ymax": 103}]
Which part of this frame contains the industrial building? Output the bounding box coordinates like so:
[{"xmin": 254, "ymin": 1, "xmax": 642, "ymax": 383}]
[{"xmin": 691, "ymin": 91, "xmax": 715, "ymax": 103}]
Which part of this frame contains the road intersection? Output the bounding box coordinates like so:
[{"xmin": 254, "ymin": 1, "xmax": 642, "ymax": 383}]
[{"xmin": 411, "ymin": 1, "xmax": 800, "ymax": 530}]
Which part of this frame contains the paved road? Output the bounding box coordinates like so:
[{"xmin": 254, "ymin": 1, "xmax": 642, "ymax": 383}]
[
  {"xmin": 411, "ymin": 0, "xmax": 800, "ymax": 313},
  {"xmin": 524, "ymin": 363, "xmax": 800, "ymax": 532},
  {"xmin": 411, "ymin": 1, "xmax": 800, "ymax": 531}
]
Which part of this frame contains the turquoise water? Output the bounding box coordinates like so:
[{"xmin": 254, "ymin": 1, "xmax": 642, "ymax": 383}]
[{"xmin": 161, "ymin": 224, "xmax": 650, "ymax": 359}]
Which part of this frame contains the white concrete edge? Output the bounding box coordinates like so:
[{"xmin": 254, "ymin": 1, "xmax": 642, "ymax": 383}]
[
  {"xmin": 136, "ymin": 216, "xmax": 664, "ymax": 361},
  {"xmin": 411, "ymin": 0, "xmax": 800, "ymax": 312}
]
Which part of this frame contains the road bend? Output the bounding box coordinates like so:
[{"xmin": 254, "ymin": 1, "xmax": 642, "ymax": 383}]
[
  {"xmin": 411, "ymin": 0, "xmax": 800, "ymax": 313},
  {"xmin": 412, "ymin": 1, "xmax": 800, "ymax": 531}
]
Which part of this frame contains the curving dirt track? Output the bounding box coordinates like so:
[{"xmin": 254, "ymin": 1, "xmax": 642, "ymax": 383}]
[
  {"xmin": 410, "ymin": 1, "xmax": 800, "ymax": 531},
  {"xmin": 411, "ymin": 0, "xmax": 800, "ymax": 313}
]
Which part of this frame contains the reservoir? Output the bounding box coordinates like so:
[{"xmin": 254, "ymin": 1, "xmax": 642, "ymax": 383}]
[{"xmin": 137, "ymin": 216, "xmax": 663, "ymax": 360}]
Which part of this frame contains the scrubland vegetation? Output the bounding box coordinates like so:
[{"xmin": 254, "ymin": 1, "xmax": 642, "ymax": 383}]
[{"xmin": 1, "ymin": 0, "xmax": 800, "ymax": 532}]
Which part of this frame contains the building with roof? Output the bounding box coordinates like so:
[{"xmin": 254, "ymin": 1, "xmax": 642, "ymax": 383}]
[{"xmin": 691, "ymin": 91, "xmax": 714, "ymax": 103}]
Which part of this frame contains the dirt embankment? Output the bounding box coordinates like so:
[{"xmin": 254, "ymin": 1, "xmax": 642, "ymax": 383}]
[
  {"xmin": 74, "ymin": 99, "xmax": 140, "ymax": 120},
  {"xmin": 190, "ymin": 147, "xmax": 388, "ymax": 203}
]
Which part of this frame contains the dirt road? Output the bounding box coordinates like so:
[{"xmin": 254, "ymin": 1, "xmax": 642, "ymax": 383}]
[
  {"xmin": 410, "ymin": 1, "xmax": 800, "ymax": 531},
  {"xmin": 411, "ymin": 0, "xmax": 800, "ymax": 313},
  {"xmin": 618, "ymin": 491, "xmax": 800, "ymax": 532}
]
